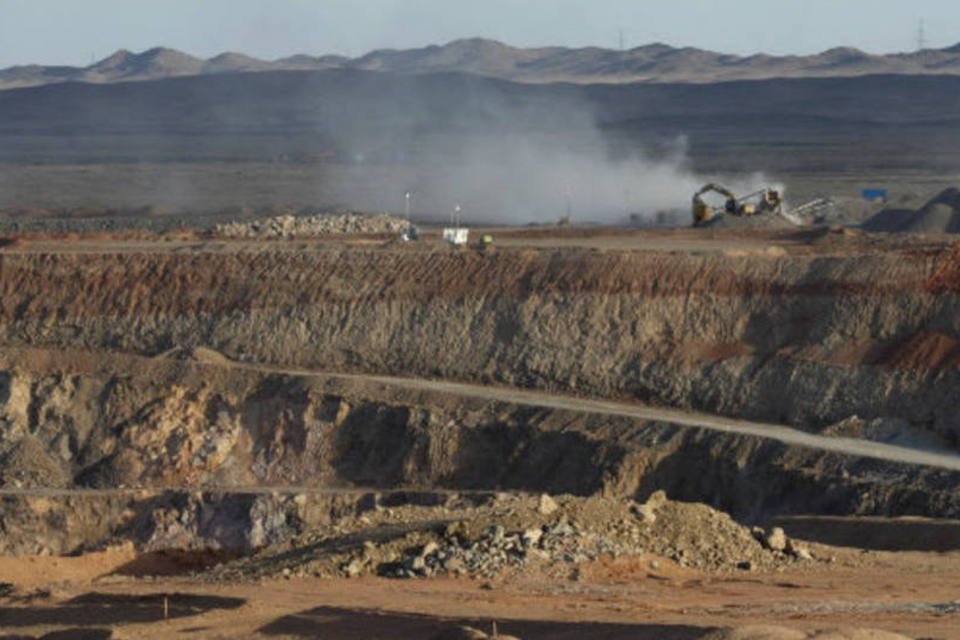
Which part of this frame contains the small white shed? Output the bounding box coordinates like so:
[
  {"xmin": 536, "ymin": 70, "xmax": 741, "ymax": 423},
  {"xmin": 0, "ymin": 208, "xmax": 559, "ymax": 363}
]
[{"xmin": 442, "ymin": 228, "xmax": 470, "ymax": 245}]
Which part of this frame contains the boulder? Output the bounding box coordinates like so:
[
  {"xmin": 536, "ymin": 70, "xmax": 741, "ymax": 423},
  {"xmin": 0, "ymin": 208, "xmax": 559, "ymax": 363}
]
[
  {"xmin": 764, "ymin": 527, "xmax": 788, "ymax": 552},
  {"xmin": 521, "ymin": 528, "xmax": 543, "ymax": 547},
  {"xmin": 537, "ymin": 494, "xmax": 559, "ymax": 516}
]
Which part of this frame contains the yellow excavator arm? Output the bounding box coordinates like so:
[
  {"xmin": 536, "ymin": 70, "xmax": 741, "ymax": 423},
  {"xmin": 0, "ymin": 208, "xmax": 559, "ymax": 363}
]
[
  {"xmin": 694, "ymin": 183, "xmax": 737, "ymax": 201},
  {"xmin": 692, "ymin": 183, "xmax": 738, "ymax": 225}
]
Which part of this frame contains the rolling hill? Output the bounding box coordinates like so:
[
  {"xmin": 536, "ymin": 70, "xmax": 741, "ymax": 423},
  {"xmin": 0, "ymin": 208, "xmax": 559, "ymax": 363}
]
[{"xmin": 4, "ymin": 38, "xmax": 960, "ymax": 90}]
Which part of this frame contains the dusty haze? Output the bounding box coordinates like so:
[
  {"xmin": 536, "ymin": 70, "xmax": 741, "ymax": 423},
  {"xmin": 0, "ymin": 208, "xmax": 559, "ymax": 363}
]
[{"xmin": 303, "ymin": 84, "xmax": 774, "ymax": 225}]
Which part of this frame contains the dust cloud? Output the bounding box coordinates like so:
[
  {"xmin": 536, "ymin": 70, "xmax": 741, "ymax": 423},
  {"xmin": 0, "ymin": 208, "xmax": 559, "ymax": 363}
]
[
  {"xmin": 394, "ymin": 134, "xmax": 776, "ymax": 226},
  {"xmin": 395, "ymin": 134, "xmax": 696, "ymax": 225},
  {"xmin": 321, "ymin": 84, "xmax": 778, "ymax": 226}
]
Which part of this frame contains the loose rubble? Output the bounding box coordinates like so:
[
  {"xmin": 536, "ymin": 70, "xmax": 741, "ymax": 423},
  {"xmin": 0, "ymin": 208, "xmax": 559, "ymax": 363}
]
[
  {"xmin": 213, "ymin": 211, "xmax": 408, "ymax": 238},
  {"xmin": 384, "ymin": 518, "xmax": 632, "ymax": 580},
  {"xmin": 207, "ymin": 492, "xmax": 819, "ymax": 582}
]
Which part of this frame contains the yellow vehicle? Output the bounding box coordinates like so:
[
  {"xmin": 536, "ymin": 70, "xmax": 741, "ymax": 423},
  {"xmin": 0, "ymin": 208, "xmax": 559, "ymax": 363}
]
[{"xmin": 692, "ymin": 183, "xmax": 783, "ymax": 226}]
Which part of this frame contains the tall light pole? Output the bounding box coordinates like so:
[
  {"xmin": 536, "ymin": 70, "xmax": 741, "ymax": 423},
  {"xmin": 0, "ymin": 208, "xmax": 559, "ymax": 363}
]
[{"xmin": 404, "ymin": 191, "xmax": 411, "ymax": 221}]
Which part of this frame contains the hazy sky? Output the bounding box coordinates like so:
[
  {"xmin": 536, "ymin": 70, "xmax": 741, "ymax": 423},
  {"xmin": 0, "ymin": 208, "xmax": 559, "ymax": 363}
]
[{"xmin": 0, "ymin": 0, "xmax": 957, "ymax": 67}]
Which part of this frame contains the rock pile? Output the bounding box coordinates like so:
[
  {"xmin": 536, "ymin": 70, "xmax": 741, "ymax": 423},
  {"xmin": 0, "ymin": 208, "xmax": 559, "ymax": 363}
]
[
  {"xmin": 213, "ymin": 211, "xmax": 408, "ymax": 238},
  {"xmin": 752, "ymin": 526, "xmax": 813, "ymax": 562},
  {"xmin": 207, "ymin": 492, "xmax": 820, "ymax": 582},
  {"xmin": 385, "ymin": 518, "xmax": 635, "ymax": 580},
  {"xmin": 863, "ymin": 187, "xmax": 960, "ymax": 234},
  {"xmin": 624, "ymin": 492, "xmax": 785, "ymax": 572}
]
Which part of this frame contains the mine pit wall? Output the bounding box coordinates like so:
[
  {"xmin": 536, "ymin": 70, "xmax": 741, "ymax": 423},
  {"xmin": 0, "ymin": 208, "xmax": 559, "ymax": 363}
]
[
  {"xmin": 0, "ymin": 247, "xmax": 958, "ymax": 442},
  {"xmin": 0, "ymin": 489, "xmax": 463, "ymax": 556},
  {"xmin": 0, "ymin": 358, "xmax": 957, "ymax": 557}
]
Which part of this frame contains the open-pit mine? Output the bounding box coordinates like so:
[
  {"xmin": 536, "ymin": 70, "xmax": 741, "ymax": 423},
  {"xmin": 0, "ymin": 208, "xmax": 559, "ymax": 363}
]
[{"xmin": 0, "ymin": 222, "xmax": 957, "ymax": 639}]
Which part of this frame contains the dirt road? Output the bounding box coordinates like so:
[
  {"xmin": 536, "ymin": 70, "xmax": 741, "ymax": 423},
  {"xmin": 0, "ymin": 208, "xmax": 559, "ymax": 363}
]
[{"xmin": 249, "ymin": 362, "xmax": 960, "ymax": 472}]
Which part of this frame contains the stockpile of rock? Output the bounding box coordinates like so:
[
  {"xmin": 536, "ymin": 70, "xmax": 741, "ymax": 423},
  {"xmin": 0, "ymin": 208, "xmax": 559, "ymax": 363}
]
[
  {"xmin": 384, "ymin": 518, "xmax": 634, "ymax": 580},
  {"xmin": 207, "ymin": 492, "xmax": 820, "ymax": 582},
  {"xmin": 630, "ymin": 493, "xmax": 814, "ymax": 571},
  {"xmin": 331, "ymin": 492, "xmax": 817, "ymax": 581},
  {"xmin": 863, "ymin": 187, "xmax": 960, "ymax": 234},
  {"xmin": 213, "ymin": 211, "xmax": 408, "ymax": 238}
]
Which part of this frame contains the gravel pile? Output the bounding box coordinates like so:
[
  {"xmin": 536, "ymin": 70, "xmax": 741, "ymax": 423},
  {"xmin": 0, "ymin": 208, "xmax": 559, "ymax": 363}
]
[
  {"xmin": 370, "ymin": 494, "xmax": 815, "ymax": 580},
  {"xmin": 863, "ymin": 187, "xmax": 960, "ymax": 233},
  {"xmin": 383, "ymin": 519, "xmax": 635, "ymax": 580},
  {"xmin": 207, "ymin": 492, "xmax": 817, "ymax": 582},
  {"xmin": 214, "ymin": 211, "xmax": 408, "ymax": 238}
]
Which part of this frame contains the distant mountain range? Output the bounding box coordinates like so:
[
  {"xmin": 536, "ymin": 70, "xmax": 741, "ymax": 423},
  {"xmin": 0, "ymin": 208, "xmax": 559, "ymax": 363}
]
[{"xmin": 4, "ymin": 38, "xmax": 960, "ymax": 90}]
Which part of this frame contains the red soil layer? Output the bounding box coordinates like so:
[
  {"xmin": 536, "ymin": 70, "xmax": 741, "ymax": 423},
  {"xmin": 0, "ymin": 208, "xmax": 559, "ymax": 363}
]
[
  {"xmin": 0, "ymin": 244, "xmax": 948, "ymax": 320},
  {"xmin": 873, "ymin": 331, "xmax": 960, "ymax": 371},
  {"xmin": 0, "ymin": 239, "xmax": 956, "ymax": 381}
]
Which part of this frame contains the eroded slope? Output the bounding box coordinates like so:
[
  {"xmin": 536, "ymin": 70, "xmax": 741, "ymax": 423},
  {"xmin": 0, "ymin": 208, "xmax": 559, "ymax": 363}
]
[{"xmin": 0, "ymin": 237, "xmax": 958, "ymax": 443}]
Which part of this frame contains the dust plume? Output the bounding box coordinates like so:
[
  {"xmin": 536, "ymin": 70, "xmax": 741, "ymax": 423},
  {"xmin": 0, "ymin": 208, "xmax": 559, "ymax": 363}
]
[{"xmin": 320, "ymin": 80, "xmax": 779, "ymax": 226}]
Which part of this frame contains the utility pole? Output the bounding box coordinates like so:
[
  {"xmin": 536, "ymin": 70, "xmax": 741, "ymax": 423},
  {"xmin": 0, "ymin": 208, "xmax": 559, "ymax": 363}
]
[{"xmin": 916, "ymin": 18, "xmax": 927, "ymax": 52}]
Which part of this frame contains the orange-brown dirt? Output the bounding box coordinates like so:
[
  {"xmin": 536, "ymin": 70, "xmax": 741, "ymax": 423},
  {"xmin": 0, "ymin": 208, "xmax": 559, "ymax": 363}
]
[{"xmin": 1, "ymin": 544, "xmax": 958, "ymax": 639}]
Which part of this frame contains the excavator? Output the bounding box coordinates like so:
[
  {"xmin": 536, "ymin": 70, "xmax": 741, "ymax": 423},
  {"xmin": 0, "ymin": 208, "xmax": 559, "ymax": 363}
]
[{"xmin": 692, "ymin": 183, "xmax": 784, "ymax": 226}]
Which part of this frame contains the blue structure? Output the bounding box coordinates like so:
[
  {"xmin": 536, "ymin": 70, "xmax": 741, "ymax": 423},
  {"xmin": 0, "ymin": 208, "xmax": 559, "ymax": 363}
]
[{"xmin": 862, "ymin": 188, "xmax": 889, "ymax": 202}]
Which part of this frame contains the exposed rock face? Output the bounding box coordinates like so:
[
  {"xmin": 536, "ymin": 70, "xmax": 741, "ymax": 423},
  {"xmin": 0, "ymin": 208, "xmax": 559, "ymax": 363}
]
[
  {"xmin": 0, "ymin": 435, "xmax": 71, "ymax": 488},
  {"xmin": 0, "ymin": 242, "xmax": 958, "ymax": 559},
  {"xmin": 0, "ymin": 353, "xmax": 956, "ymax": 523},
  {"xmin": 0, "ymin": 489, "xmax": 386, "ymax": 556},
  {"xmin": 0, "ymin": 245, "xmax": 957, "ymax": 446}
]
